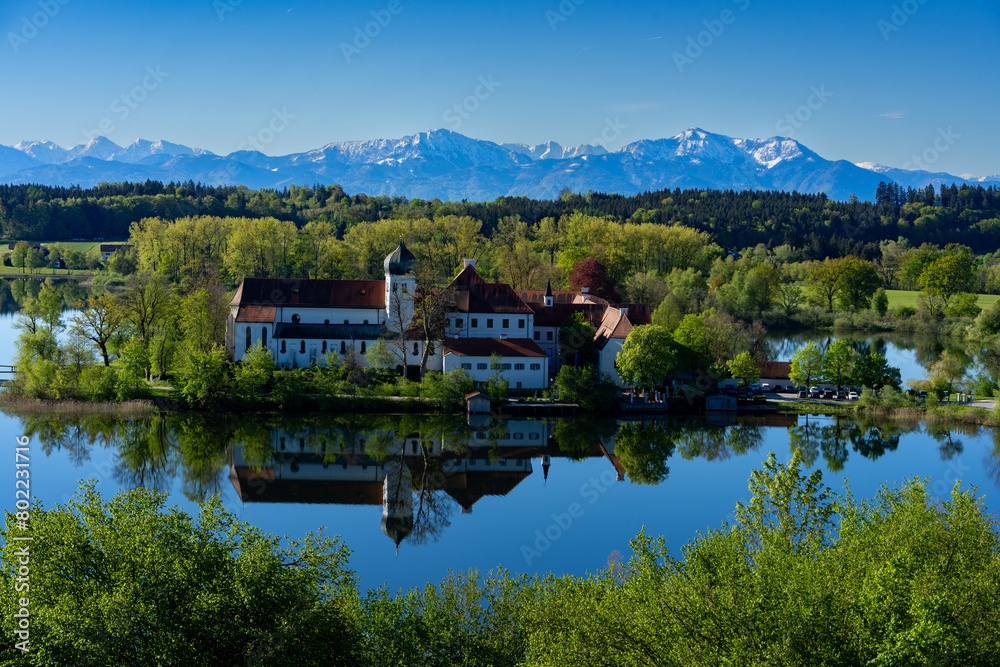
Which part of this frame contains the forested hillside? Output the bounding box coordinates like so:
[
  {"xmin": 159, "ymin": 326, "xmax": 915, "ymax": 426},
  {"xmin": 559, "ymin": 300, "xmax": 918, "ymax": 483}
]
[{"xmin": 3, "ymin": 180, "xmax": 1000, "ymax": 259}]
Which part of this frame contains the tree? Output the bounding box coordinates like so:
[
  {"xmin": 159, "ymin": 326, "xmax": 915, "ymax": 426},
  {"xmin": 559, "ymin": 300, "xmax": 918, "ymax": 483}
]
[
  {"xmin": 233, "ymin": 342, "xmax": 274, "ymax": 407},
  {"xmin": 838, "ymin": 258, "xmax": 881, "ymax": 310},
  {"xmin": 806, "ymin": 258, "xmax": 845, "ymax": 311},
  {"xmin": 918, "ymin": 253, "xmax": 974, "ymax": 314},
  {"xmin": 0, "ymin": 482, "xmax": 362, "ymax": 665},
  {"xmin": 616, "ymin": 325, "xmax": 679, "ymax": 390},
  {"xmin": 70, "ymin": 294, "xmax": 123, "ymax": 366},
  {"xmin": 177, "ymin": 345, "xmax": 231, "ymax": 410},
  {"xmin": 822, "ymin": 339, "xmax": 859, "ymax": 391},
  {"xmin": 558, "ymin": 312, "xmax": 596, "ymax": 367},
  {"xmin": 726, "ymin": 351, "xmax": 760, "ymax": 387},
  {"xmin": 553, "ymin": 365, "xmax": 617, "ymax": 412},
  {"xmin": 853, "ymin": 352, "xmax": 901, "ymax": 390},
  {"xmin": 413, "ymin": 260, "xmax": 456, "ymax": 377},
  {"xmin": 118, "ymin": 274, "xmax": 174, "ymax": 345},
  {"xmin": 9, "ymin": 240, "xmax": 28, "ymax": 269},
  {"xmin": 871, "ymin": 288, "xmax": 889, "ymax": 316},
  {"xmin": 672, "ymin": 313, "xmax": 711, "ymax": 375},
  {"xmin": 929, "ymin": 350, "xmax": 965, "ymax": 394},
  {"xmin": 569, "ymin": 258, "xmax": 619, "ymax": 302},
  {"xmin": 789, "ymin": 342, "xmax": 823, "ymax": 389}
]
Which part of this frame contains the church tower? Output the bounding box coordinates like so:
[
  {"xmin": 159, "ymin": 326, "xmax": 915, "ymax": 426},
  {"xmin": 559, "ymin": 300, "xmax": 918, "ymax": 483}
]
[{"xmin": 384, "ymin": 239, "xmax": 417, "ymax": 333}]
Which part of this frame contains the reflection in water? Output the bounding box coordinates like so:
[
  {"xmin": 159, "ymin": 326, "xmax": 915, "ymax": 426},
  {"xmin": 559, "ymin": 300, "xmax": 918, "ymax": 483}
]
[{"xmin": 11, "ymin": 409, "xmax": 1000, "ymax": 550}]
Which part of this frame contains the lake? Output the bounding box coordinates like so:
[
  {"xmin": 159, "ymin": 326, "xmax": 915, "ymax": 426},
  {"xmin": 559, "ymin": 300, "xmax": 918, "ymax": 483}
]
[
  {"xmin": 2, "ymin": 305, "xmax": 999, "ymax": 592},
  {"xmin": 3, "ymin": 410, "xmax": 998, "ymax": 593}
]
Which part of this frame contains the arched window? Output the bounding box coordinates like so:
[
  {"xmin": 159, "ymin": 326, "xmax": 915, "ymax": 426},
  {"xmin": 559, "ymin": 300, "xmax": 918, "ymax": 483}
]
[
  {"xmin": 300, "ymin": 340, "xmax": 306, "ymax": 354},
  {"xmin": 261, "ymin": 327, "xmax": 267, "ymax": 347},
  {"xmin": 280, "ymin": 340, "xmax": 286, "ymax": 354},
  {"xmin": 360, "ymin": 342, "xmax": 366, "ymax": 354},
  {"xmin": 340, "ymin": 341, "xmax": 346, "ymax": 354},
  {"xmin": 322, "ymin": 341, "xmax": 327, "ymax": 353},
  {"xmin": 245, "ymin": 327, "xmax": 251, "ymax": 352},
  {"xmin": 413, "ymin": 342, "xmax": 419, "ymax": 355},
  {"xmin": 291, "ymin": 313, "xmax": 301, "ymax": 324}
]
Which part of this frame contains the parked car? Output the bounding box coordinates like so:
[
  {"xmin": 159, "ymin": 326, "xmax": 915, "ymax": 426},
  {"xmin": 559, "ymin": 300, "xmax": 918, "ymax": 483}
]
[
  {"xmin": 918, "ymin": 389, "xmax": 928, "ymax": 399},
  {"xmin": 772, "ymin": 384, "xmax": 783, "ymax": 392},
  {"xmin": 809, "ymin": 387, "xmax": 820, "ymax": 398},
  {"xmin": 823, "ymin": 389, "xmax": 834, "ymax": 399},
  {"xmin": 761, "ymin": 383, "xmax": 771, "ymax": 392},
  {"xmin": 848, "ymin": 391, "xmax": 859, "ymax": 400},
  {"xmin": 798, "ymin": 389, "xmax": 808, "ymax": 398}
]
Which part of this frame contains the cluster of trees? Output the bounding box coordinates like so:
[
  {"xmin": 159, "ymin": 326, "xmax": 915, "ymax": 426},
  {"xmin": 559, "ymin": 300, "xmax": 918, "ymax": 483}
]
[
  {"xmin": 789, "ymin": 340, "xmax": 902, "ymax": 391},
  {"xmin": 4, "ymin": 452, "xmax": 998, "ymax": 665},
  {"xmin": 7, "ymin": 180, "xmax": 1000, "ymax": 258},
  {"xmin": 615, "ymin": 312, "xmax": 771, "ymax": 393},
  {"xmin": 7, "ymin": 275, "xmax": 229, "ymax": 403}
]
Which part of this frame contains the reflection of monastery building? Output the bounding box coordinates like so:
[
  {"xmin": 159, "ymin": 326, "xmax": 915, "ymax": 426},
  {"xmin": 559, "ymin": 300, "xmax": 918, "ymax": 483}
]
[
  {"xmin": 225, "ymin": 241, "xmax": 651, "ymax": 388},
  {"xmin": 226, "ymin": 419, "xmax": 630, "ymax": 548}
]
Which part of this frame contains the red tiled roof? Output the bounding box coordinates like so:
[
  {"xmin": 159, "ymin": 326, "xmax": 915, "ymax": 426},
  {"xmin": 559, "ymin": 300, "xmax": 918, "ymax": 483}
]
[
  {"xmin": 449, "ymin": 265, "xmax": 533, "ymax": 315},
  {"xmin": 594, "ymin": 308, "xmax": 638, "ymax": 350},
  {"xmin": 230, "ymin": 278, "xmax": 385, "ymax": 309},
  {"xmin": 443, "ymin": 337, "xmax": 548, "ymax": 358},
  {"xmin": 526, "ymin": 301, "xmax": 608, "ymax": 328},
  {"xmin": 517, "ymin": 289, "xmax": 609, "ymax": 307},
  {"xmin": 235, "ymin": 304, "xmax": 277, "ymax": 323}
]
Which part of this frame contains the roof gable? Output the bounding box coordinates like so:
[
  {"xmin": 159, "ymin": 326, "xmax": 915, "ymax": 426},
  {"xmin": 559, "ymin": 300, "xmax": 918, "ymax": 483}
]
[
  {"xmin": 231, "ymin": 278, "xmax": 386, "ymax": 309},
  {"xmin": 448, "ymin": 265, "xmax": 532, "ymax": 315}
]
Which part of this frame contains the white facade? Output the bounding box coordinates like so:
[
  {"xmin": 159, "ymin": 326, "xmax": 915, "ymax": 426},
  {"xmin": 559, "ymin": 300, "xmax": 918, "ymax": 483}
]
[{"xmin": 443, "ymin": 351, "xmax": 548, "ymax": 390}]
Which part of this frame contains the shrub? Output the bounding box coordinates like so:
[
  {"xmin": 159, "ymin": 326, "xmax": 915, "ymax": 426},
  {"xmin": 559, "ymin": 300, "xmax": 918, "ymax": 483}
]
[
  {"xmin": 892, "ymin": 305, "xmax": 917, "ymax": 318},
  {"xmin": 78, "ymin": 364, "xmax": 118, "ymax": 402}
]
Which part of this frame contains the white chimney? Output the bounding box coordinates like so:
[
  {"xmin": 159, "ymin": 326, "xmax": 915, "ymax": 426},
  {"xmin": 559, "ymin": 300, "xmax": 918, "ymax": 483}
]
[
  {"xmin": 620, "ymin": 307, "xmax": 628, "ymax": 315},
  {"xmin": 463, "ymin": 258, "xmax": 477, "ymax": 269},
  {"xmin": 581, "ymin": 286, "xmax": 589, "ymax": 294}
]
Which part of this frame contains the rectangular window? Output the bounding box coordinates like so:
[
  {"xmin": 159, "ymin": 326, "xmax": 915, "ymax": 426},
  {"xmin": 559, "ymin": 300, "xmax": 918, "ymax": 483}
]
[
  {"xmin": 514, "ymin": 432, "xmax": 523, "ymax": 439},
  {"xmin": 533, "ymin": 331, "xmax": 540, "ymax": 340},
  {"xmin": 487, "ymin": 318, "xmax": 493, "ymax": 328},
  {"xmin": 502, "ymin": 318, "xmax": 509, "ymax": 328},
  {"xmin": 461, "ymin": 363, "xmax": 472, "ymax": 370},
  {"xmin": 471, "ymin": 318, "xmax": 478, "ymax": 328},
  {"xmin": 546, "ymin": 331, "xmax": 553, "ymax": 340},
  {"xmin": 518, "ymin": 319, "xmax": 524, "ymax": 328},
  {"xmin": 516, "ymin": 381, "xmax": 522, "ymax": 389},
  {"xmin": 514, "ymin": 363, "xmax": 524, "ymax": 370},
  {"xmin": 529, "ymin": 432, "xmax": 540, "ymax": 440},
  {"xmin": 477, "ymin": 362, "xmax": 488, "ymax": 370},
  {"xmin": 500, "ymin": 363, "xmax": 512, "ymax": 371},
  {"xmin": 456, "ymin": 318, "xmax": 464, "ymax": 328},
  {"xmin": 530, "ymin": 363, "xmax": 541, "ymax": 370}
]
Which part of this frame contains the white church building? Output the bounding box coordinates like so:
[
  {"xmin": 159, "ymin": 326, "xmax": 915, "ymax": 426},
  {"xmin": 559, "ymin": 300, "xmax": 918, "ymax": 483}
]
[{"xmin": 225, "ymin": 241, "xmax": 649, "ymax": 390}]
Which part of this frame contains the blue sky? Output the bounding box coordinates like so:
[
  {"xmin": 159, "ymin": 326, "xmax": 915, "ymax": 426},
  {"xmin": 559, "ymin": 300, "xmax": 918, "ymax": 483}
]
[{"xmin": 1, "ymin": 0, "xmax": 997, "ymax": 176}]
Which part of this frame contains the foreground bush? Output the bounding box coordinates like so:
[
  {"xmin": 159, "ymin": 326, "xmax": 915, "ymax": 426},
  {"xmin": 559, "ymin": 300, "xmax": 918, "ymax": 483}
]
[{"xmin": 4, "ymin": 453, "xmax": 999, "ymax": 666}]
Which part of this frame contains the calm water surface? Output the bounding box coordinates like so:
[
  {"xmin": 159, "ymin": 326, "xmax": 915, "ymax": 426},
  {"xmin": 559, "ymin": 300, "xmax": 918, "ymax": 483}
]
[{"xmin": 2, "ymin": 310, "xmax": 999, "ymax": 592}]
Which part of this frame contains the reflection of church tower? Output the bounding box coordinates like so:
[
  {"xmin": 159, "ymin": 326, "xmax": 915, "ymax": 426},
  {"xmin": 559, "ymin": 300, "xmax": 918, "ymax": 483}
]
[
  {"xmin": 381, "ymin": 459, "xmax": 414, "ymax": 552},
  {"xmin": 542, "ymin": 454, "xmax": 551, "ymax": 483},
  {"xmin": 384, "ymin": 240, "xmax": 417, "ymax": 333}
]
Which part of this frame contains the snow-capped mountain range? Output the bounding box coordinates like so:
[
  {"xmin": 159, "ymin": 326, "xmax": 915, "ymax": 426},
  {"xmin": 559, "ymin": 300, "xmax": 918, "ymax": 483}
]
[{"xmin": 1, "ymin": 129, "xmax": 995, "ymax": 202}]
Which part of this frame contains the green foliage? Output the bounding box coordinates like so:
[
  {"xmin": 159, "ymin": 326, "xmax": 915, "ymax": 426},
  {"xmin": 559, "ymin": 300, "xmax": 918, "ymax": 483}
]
[
  {"xmin": 233, "ymin": 343, "xmax": 274, "ymax": 408},
  {"xmin": 177, "ymin": 345, "xmax": 231, "ymax": 410},
  {"xmin": 616, "ymin": 325, "xmax": 679, "ymax": 389},
  {"xmin": 893, "ymin": 305, "xmax": 917, "ymax": 318},
  {"xmin": 788, "ymin": 341, "xmax": 823, "ymax": 388},
  {"xmin": 853, "ymin": 352, "xmax": 901, "ymax": 389},
  {"xmin": 872, "ymin": 286, "xmax": 889, "ymax": 316},
  {"xmin": 557, "ymin": 312, "xmax": 596, "ymax": 367},
  {"xmin": 78, "ymin": 364, "xmax": 119, "ymax": 402},
  {"xmin": 823, "ymin": 339, "xmax": 859, "ymax": 389},
  {"xmin": 726, "ymin": 350, "xmax": 760, "ymax": 386},
  {"xmin": 0, "ymin": 483, "xmax": 362, "ymax": 666},
  {"xmin": 553, "ymin": 364, "xmax": 618, "ymax": 412},
  {"xmin": 614, "ymin": 421, "xmax": 676, "ymax": 484}
]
